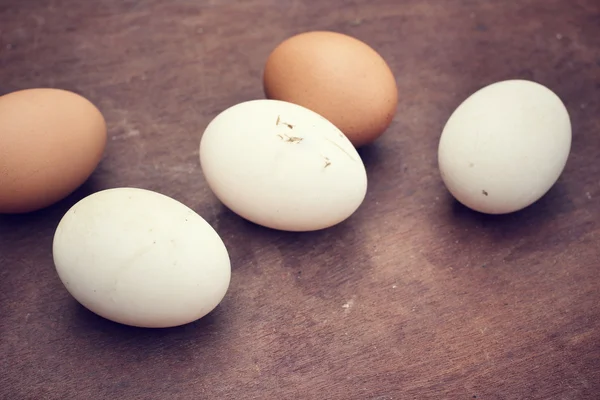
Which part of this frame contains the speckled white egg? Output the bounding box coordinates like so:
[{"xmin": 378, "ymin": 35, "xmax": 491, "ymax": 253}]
[
  {"xmin": 199, "ymin": 99, "xmax": 368, "ymax": 231},
  {"xmin": 438, "ymin": 80, "xmax": 572, "ymax": 214},
  {"xmin": 53, "ymin": 187, "xmax": 231, "ymax": 328}
]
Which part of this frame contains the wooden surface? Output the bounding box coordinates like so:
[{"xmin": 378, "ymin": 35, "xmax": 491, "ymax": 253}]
[{"xmin": 1, "ymin": 1, "xmax": 599, "ymax": 399}]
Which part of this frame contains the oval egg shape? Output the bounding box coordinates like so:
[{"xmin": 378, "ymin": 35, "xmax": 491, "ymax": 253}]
[
  {"xmin": 438, "ymin": 79, "xmax": 572, "ymax": 214},
  {"xmin": 0, "ymin": 88, "xmax": 107, "ymax": 214},
  {"xmin": 53, "ymin": 187, "xmax": 231, "ymax": 328},
  {"xmin": 199, "ymin": 99, "xmax": 368, "ymax": 232},
  {"xmin": 263, "ymin": 31, "xmax": 398, "ymax": 148}
]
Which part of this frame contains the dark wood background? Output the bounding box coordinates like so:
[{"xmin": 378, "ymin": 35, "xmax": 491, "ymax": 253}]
[{"xmin": 1, "ymin": 1, "xmax": 599, "ymax": 399}]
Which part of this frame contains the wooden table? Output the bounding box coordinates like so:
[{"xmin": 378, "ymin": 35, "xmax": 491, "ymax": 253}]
[{"xmin": 1, "ymin": 1, "xmax": 599, "ymax": 399}]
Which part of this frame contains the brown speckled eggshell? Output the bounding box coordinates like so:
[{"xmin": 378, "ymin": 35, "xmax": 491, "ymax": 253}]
[
  {"xmin": 263, "ymin": 31, "xmax": 398, "ymax": 148},
  {"xmin": 0, "ymin": 88, "xmax": 107, "ymax": 214}
]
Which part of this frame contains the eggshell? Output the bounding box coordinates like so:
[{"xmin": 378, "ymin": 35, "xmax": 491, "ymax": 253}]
[
  {"xmin": 199, "ymin": 99, "xmax": 368, "ymax": 232},
  {"xmin": 53, "ymin": 187, "xmax": 231, "ymax": 328},
  {"xmin": 438, "ymin": 79, "xmax": 572, "ymax": 214},
  {"xmin": 0, "ymin": 88, "xmax": 107, "ymax": 214},
  {"xmin": 263, "ymin": 31, "xmax": 398, "ymax": 148}
]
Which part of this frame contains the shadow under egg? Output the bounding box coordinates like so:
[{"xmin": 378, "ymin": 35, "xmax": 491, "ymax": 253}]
[
  {"xmin": 445, "ymin": 179, "xmax": 574, "ymax": 240},
  {"xmin": 64, "ymin": 300, "xmax": 231, "ymax": 366},
  {"xmin": 0, "ymin": 176, "xmax": 104, "ymax": 244},
  {"xmin": 356, "ymin": 141, "xmax": 384, "ymax": 170}
]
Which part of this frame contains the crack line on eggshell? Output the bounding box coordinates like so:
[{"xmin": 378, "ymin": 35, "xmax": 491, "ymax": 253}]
[{"xmin": 324, "ymin": 137, "xmax": 357, "ymax": 162}]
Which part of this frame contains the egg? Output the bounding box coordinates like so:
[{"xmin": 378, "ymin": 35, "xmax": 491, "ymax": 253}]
[
  {"xmin": 53, "ymin": 187, "xmax": 231, "ymax": 328},
  {"xmin": 199, "ymin": 99, "xmax": 367, "ymax": 232},
  {"xmin": 0, "ymin": 88, "xmax": 107, "ymax": 214},
  {"xmin": 263, "ymin": 31, "xmax": 398, "ymax": 148},
  {"xmin": 438, "ymin": 79, "xmax": 572, "ymax": 214}
]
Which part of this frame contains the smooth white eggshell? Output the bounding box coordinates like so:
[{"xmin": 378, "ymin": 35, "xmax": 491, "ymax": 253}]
[
  {"xmin": 199, "ymin": 99, "xmax": 368, "ymax": 231},
  {"xmin": 53, "ymin": 187, "xmax": 231, "ymax": 328},
  {"xmin": 438, "ymin": 79, "xmax": 572, "ymax": 214}
]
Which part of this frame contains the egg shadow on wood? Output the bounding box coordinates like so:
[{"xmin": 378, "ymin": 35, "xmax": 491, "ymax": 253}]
[
  {"xmin": 356, "ymin": 142, "xmax": 384, "ymax": 170},
  {"xmin": 69, "ymin": 300, "xmax": 228, "ymax": 362},
  {"xmin": 0, "ymin": 176, "xmax": 103, "ymax": 244},
  {"xmin": 355, "ymin": 141, "xmax": 403, "ymax": 200},
  {"xmin": 213, "ymin": 203, "xmax": 371, "ymax": 299},
  {"xmin": 445, "ymin": 180, "xmax": 573, "ymax": 240},
  {"xmin": 421, "ymin": 180, "xmax": 575, "ymax": 275}
]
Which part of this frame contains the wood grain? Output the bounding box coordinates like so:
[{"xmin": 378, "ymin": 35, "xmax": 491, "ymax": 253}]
[{"xmin": 1, "ymin": 1, "xmax": 599, "ymax": 399}]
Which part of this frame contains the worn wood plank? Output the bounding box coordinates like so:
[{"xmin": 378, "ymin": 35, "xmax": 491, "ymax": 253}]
[{"xmin": 1, "ymin": 0, "xmax": 599, "ymax": 399}]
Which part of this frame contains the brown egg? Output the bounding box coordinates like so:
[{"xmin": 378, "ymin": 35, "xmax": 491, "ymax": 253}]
[
  {"xmin": 263, "ymin": 31, "xmax": 398, "ymax": 148},
  {"xmin": 0, "ymin": 88, "xmax": 107, "ymax": 213}
]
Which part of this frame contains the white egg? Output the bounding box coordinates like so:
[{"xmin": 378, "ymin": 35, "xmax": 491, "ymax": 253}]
[
  {"xmin": 52, "ymin": 187, "xmax": 231, "ymax": 328},
  {"xmin": 199, "ymin": 99, "xmax": 368, "ymax": 231},
  {"xmin": 438, "ymin": 80, "xmax": 572, "ymax": 214}
]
